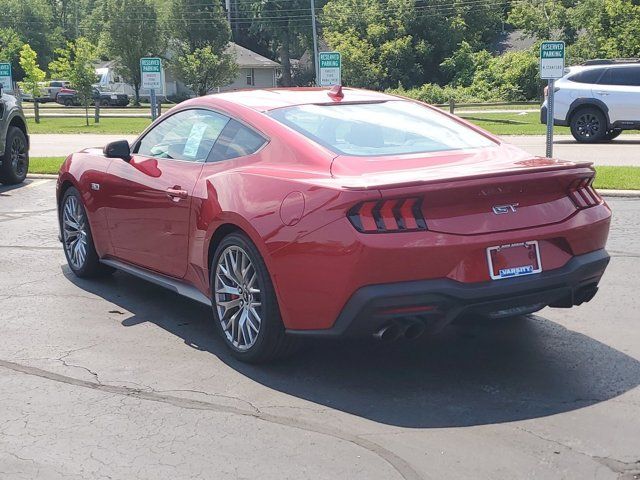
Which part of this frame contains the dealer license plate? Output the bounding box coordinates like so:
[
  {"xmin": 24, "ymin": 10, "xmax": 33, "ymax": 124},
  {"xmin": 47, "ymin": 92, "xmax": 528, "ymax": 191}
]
[{"xmin": 487, "ymin": 241, "xmax": 542, "ymax": 280}]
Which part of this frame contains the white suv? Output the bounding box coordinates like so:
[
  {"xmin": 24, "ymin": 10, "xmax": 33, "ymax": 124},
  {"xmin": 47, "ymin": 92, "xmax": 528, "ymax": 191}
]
[{"xmin": 541, "ymin": 61, "xmax": 640, "ymax": 143}]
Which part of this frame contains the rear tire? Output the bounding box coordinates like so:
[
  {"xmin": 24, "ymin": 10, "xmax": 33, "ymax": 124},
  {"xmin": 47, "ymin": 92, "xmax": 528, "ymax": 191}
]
[
  {"xmin": 60, "ymin": 187, "xmax": 114, "ymax": 278},
  {"xmin": 0, "ymin": 126, "xmax": 29, "ymax": 185},
  {"xmin": 570, "ymin": 107, "xmax": 607, "ymax": 143},
  {"xmin": 210, "ymin": 232, "xmax": 299, "ymax": 363}
]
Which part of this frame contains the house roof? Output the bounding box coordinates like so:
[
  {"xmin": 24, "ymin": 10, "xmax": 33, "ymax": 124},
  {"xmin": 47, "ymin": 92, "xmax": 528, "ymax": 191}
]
[
  {"xmin": 95, "ymin": 43, "xmax": 280, "ymax": 71},
  {"xmin": 226, "ymin": 43, "xmax": 281, "ymax": 69}
]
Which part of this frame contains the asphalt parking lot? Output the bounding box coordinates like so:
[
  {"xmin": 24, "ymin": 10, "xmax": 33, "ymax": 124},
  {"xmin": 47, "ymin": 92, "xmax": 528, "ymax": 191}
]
[{"xmin": 1, "ymin": 179, "xmax": 639, "ymax": 480}]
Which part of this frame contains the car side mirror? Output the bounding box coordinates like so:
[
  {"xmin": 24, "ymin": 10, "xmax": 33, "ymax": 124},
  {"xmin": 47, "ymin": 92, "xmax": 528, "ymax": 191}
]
[{"xmin": 103, "ymin": 140, "xmax": 131, "ymax": 161}]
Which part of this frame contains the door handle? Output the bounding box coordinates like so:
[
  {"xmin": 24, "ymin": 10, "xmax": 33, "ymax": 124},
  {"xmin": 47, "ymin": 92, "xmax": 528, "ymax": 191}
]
[
  {"xmin": 166, "ymin": 187, "xmax": 188, "ymax": 200},
  {"xmin": 595, "ymin": 91, "xmax": 609, "ymax": 96}
]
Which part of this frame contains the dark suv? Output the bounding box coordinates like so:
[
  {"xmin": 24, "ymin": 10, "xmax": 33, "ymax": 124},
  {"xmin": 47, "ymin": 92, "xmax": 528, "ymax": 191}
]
[{"xmin": 0, "ymin": 86, "xmax": 29, "ymax": 184}]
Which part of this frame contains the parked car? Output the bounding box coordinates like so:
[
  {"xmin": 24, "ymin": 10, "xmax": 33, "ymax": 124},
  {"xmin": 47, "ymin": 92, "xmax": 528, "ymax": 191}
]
[
  {"xmin": 46, "ymin": 80, "xmax": 72, "ymax": 101},
  {"xmin": 0, "ymin": 85, "xmax": 29, "ymax": 184},
  {"xmin": 57, "ymin": 87, "xmax": 611, "ymax": 363},
  {"xmin": 56, "ymin": 87, "xmax": 129, "ymax": 107},
  {"xmin": 541, "ymin": 60, "xmax": 640, "ymax": 142}
]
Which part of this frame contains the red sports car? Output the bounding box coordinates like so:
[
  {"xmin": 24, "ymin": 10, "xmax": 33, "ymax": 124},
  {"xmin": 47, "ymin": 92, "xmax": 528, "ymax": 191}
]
[{"xmin": 57, "ymin": 87, "xmax": 611, "ymax": 363}]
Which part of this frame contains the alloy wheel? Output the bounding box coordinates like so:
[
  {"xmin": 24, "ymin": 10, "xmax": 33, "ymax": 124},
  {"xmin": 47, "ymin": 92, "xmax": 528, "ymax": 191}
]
[
  {"xmin": 62, "ymin": 195, "xmax": 88, "ymax": 270},
  {"xmin": 576, "ymin": 113, "xmax": 601, "ymax": 138},
  {"xmin": 10, "ymin": 135, "xmax": 27, "ymax": 178},
  {"xmin": 214, "ymin": 246, "xmax": 263, "ymax": 351}
]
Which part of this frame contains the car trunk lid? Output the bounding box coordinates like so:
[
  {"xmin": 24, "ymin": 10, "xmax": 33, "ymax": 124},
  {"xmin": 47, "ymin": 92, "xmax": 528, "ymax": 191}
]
[{"xmin": 332, "ymin": 145, "xmax": 597, "ymax": 235}]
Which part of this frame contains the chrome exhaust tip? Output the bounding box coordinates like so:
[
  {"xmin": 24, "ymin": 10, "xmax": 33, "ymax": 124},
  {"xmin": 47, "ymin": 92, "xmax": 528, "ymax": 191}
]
[
  {"xmin": 373, "ymin": 323, "xmax": 403, "ymax": 342},
  {"xmin": 403, "ymin": 320, "xmax": 426, "ymax": 340}
]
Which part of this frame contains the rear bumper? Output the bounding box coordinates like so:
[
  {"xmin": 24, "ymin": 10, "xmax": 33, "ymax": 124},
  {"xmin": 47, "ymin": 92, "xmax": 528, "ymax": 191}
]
[
  {"xmin": 286, "ymin": 249, "xmax": 609, "ymax": 337},
  {"xmin": 540, "ymin": 106, "xmax": 568, "ymax": 126}
]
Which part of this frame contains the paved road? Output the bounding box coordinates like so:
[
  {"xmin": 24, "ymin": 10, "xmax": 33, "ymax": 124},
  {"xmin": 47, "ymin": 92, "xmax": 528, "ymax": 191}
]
[
  {"xmin": 29, "ymin": 133, "xmax": 640, "ymax": 166},
  {"xmin": 0, "ymin": 179, "xmax": 639, "ymax": 479},
  {"xmin": 507, "ymin": 135, "xmax": 640, "ymax": 167}
]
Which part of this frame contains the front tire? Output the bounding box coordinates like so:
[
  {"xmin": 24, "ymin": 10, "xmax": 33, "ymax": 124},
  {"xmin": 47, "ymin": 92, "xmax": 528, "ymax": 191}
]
[
  {"xmin": 211, "ymin": 232, "xmax": 298, "ymax": 363},
  {"xmin": 0, "ymin": 126, "xmax": 29, "ymax": 184},
  {"xmin": 605, "ymin": 129, "xmax": 623, "ymax": 141},
  {"xmin": 60, "ymin": 187, "xmax": 114, "ymax": 278},
  {"xmin": 570, "ymin": 107, "xmax": 607, "ymax": 143}
]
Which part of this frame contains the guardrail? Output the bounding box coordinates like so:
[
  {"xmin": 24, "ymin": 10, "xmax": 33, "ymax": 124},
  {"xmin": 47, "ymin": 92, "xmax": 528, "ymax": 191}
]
[{"xmin": 19, "ymin": 98, "xmax": 541, "ymax": 123}]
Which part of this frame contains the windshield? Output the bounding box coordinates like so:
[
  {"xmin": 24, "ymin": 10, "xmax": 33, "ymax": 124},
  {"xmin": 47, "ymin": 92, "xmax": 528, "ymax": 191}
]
[{"xmin": 268, "ymin": 100, "xmax": 495, "ymax": 156}]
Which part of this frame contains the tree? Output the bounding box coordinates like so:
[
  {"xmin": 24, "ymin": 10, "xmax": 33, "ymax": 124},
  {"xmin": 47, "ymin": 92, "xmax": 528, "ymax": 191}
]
[
  {"xmin": 173, "ymin": 46, "xmax": 238, "ymax": 96},
  {"xmin": 240, "ymin": 0, "xmax": 312, "ymax": 86},
  {"xmin": 49, "ymin": 37, "xmax": 98, "ymax": 125},
  {"xmin": 0, "ymin": 29, "xmax": 24, "ymax": 82},
  {"xmin": 169, "ymin": 0, "xmax": 231, "ymax": 52},
  {"xmin": 321, "ymin": 0, "xmax": 503, "ymax": 88},
  {"xmin": 322, "ymin": 0, "xmax": 424, "ymax": 89},
  {"xmin": 3, "ymin": 0, "xmax": 64, "ymax": 72},
  {"xmin": 18, "ymin": 44, "xmax": 46, "ymax": 100},
  {"xmin": 570, "ymin": 0, "xmax": 640, "ymax": 59},
  {"xmin": 168, "ymin": 0, "xmax": 236, "ymax": 95},
  {"xmin": 104, "ymin": 0, "xmax": 162, "ymax": 105},
  {"xmin": 508, "ymin": 0, "xmax": 578, "ymax": 43}
]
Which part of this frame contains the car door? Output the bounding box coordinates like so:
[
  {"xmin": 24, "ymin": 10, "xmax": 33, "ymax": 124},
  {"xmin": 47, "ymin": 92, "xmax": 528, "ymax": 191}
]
[
  {"xmin": 595, "ymin": 66, "xmax": 640, "ymax": 124},
  {"xmin": 105, "ymin": 108, "xmax": 230, "ymax": 278}
]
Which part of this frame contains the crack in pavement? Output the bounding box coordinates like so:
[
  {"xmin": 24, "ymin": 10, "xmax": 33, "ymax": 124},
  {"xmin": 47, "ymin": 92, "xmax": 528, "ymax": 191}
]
[
  {"xmin": 0, "ymin": 245, "xmax": 60, "ymax": 251},
  {"xmin": 516, "ymin": 426, "xmax": 640, "ymax": 478},
  {"xmin": 0, "ymin": 208, "xmax": 57, "ymax": 223},
  {"xmin": 0, "ymin": 358, "xmax": 423, "ymax": 480}
]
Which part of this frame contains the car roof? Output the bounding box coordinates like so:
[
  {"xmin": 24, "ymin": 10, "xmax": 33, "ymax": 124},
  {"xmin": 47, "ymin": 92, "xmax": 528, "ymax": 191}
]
[{"xmin": 203, "ymin": 87, "xmax": 401, "ymax": 112}]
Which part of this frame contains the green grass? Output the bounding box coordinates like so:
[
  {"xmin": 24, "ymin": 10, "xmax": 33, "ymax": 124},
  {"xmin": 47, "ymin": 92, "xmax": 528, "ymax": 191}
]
[
  {"xmin": 26, "ymin": 117, "xmax": 152, "ymax": 134},
  {"xmin": 592, "ymin": 167, "xmax": 640, "ymax": 191},
  {"xmin": 28, "ymin": 156, "xmax": 640, "ymax": 190},
  {"xmin": 459, "ymin": 112, "xmax": 571, "ymax": 135},
  {"xmin": 30, "ymin": 157, "xmax": 66, "ymax": 174}
]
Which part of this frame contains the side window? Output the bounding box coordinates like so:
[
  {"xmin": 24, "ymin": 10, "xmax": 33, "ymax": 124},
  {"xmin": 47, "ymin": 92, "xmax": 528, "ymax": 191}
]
[
  {"xmin": 137, "ymin": 109, "xmax": 230, "ymax": 162},
  {"xmin": 208, "ymin": 120, "xmax": 267, "ymax": 162},
  {"xmin": 569, "ymin": 69, "xmax": 604, "ymax": 84},
  {"xmin": 599, "ymin": 67, "xmax": 640, "ymax": 87}
]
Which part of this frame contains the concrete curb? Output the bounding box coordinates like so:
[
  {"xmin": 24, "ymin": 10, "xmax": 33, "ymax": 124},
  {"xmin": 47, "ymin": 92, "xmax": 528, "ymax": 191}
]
[
  {"xmin": 25, "ymin": 174, "xmax": 640, "ymax": 198},
  {"xmin": 598, "ymin": 189, "xmax": 640, "ymax": 198},
  {"xmin": 28, "ymin": 174, "xmax": 59, "ymax": 179}
]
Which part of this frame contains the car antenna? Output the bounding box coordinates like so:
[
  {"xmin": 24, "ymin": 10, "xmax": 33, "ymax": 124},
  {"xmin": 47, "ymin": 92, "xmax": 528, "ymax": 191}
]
[{"xmin": 327, "ymin": 84, "xmax": 344, "ymax": 101}]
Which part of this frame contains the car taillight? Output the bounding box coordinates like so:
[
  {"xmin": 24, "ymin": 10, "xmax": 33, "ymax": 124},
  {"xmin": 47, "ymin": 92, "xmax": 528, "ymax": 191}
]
[
  {"xmin": 348, "ymin": 198, "xmax": 427, "ymax": 233},
  {"xmin": 568, "ymin": 177, "xmax": 601, "ymax": 209}
]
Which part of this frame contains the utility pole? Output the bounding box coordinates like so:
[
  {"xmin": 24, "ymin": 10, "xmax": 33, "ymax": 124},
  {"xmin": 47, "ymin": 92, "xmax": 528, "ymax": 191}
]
[{"xmin": 310, "ymin": 0, "xmax": 319, "ymax": 85}]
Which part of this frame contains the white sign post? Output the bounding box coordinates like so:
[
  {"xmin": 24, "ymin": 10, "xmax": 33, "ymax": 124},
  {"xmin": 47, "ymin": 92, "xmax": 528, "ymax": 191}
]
[
  {"xmin": 140, "ymin": 57, "xmax": 163, "ymax": 120},
  {"xmin": 540, "ymin": 41, "xmax": 565, "ymax": 158},
  {"xmin": 318, "ymin": 52, "xmax": 341, "ymax": 87},
  {"xmin": 0, "ymin": 63, "xmax": 13, "ymax": 93}
]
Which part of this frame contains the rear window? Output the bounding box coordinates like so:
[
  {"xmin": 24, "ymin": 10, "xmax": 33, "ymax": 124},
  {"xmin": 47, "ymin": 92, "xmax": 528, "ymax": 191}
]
[
  {"xmin": 599, "ymin": 67, "xmax": 640, "ymax": 87},
  {"xmin": 268, "ymin": 101, "xmax": 495, "ymax": 156},
  {"xmin": 568, "ymin": 69, "xmax": 604, "ymax": 84}
]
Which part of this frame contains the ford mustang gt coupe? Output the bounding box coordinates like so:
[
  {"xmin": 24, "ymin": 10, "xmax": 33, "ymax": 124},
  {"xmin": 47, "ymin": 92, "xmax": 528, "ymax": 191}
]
[{"xmin": 56, "ymin": 87, "xmax": 611, "ymax": 363}]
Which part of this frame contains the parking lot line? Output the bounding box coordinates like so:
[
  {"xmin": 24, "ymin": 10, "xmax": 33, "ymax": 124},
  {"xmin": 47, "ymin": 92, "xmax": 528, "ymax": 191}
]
[{"xmin": 24, "ymin": 179, "xmax": 53, "ymax": 189}]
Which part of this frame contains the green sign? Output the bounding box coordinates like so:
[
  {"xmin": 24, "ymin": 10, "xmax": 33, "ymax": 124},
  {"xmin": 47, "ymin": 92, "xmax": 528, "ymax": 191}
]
[
  {"xmin": 0, "ymin": 63, "xmax": 12, "ymax": 91},
  {"xmin": 540, "ymin": 41, "xmax": 565, "ymax": 79},
  {"xmin": 140, "ymin": 57, "xmax": 163, "ymax": 90},
  {"xmin": 319, "ymin": 52, "xmax": 341, "ymax": 87}
]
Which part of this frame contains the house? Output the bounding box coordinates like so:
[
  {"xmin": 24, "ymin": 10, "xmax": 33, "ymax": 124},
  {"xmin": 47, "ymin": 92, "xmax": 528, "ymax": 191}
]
[{"xmin": 95, "ymin": 43, "xmax": 281, "ymax": 99}]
